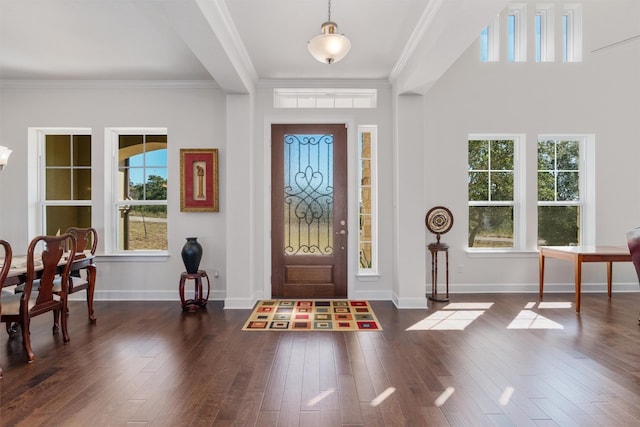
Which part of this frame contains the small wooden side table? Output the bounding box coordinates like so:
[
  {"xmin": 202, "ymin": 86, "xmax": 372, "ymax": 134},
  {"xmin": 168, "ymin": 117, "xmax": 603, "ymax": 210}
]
[
  {"xmin": 428, "ymin": 242, "xmax": 449, "ymax": 302},
  {"xmin": 179, "ymin": 270, "xmax": 210, "ymax": 311}
]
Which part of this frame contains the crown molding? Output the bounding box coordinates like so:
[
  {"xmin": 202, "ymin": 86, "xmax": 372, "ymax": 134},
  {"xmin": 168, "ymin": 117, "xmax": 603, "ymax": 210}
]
[
  {"xmin": 256, "ymin": 78, "xmax": 391, "ymax": 89},
  {"xmin": 0, "ymin": 79, "xmax": 219, "ymax": 90}
]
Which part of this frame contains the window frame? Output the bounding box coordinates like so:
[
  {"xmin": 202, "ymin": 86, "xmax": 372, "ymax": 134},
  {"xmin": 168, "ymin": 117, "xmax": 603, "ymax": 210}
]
[
  {"xmin": 480, "ymin": 16, "xmax": 500, "ymax": 62},
  {"xmin": 28, "ymin": 127, "xmax": 93, "ymax": 238},
  {"xmin": 535, "ymin": 4, "xmax": 555, "ymax": 62},
  {"xmin": 563, "ymin": 5, "xmax": 583, "ymax": 62},
  {"xmin": 467, "ymin": 133, "xmax": 595, "ymax": 254},
  {"xmin": 506, "ymin": 3, "xmax": 527, "ymax": 62},
  {"xmin": 468, "ymin": 134, "xmax": 526, "ymax": 252},
  {"xmin": 537, "ymin": 134, "xmax": 594, "ymax": 247},
  {"xmin": 357, "ymin": 125, "xmax": 378, "ymax": 275},
  {"xmin": 105, "ymin": 127, "xmax": 169, "ymax": 255}
]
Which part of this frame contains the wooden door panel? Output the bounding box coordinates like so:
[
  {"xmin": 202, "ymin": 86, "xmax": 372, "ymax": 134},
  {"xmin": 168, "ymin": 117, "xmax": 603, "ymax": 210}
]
[
  {"xmin": 285, "ymin": 265, "xmax": 333, "ymax": 283},
  {"xmin": 271, "ymin": 124, "xmax": 348, "ymax": 299}
]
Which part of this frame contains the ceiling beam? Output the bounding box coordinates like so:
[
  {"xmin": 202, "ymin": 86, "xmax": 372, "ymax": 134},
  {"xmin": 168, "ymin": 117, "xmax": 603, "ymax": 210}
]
[
  {"xmin": 136, "ymin": 0, "xmax": 257, "ymax": 94},
  {"xmin": 391, "ymin": 0, "xmax": 509, "ymax": 95}
]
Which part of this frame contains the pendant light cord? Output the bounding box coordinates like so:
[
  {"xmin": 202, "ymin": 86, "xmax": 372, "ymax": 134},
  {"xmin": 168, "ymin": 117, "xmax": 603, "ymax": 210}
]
[{"xmin": 327, "ymin": 0, "xmax": 332, "ymax": 21}]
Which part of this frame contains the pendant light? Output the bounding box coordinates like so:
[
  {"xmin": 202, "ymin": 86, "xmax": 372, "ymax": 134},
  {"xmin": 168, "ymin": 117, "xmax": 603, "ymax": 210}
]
[
  {"xmin": 0, "ymin": 145, "xmax": 11, "ymax": 170},
  {"xmin": 307, "ymin": 0, "xmax": 351, "ymax": 64}
]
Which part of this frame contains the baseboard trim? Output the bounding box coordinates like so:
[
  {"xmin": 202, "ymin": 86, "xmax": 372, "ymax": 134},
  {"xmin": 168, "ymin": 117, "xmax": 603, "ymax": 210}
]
[
  {"xmin": 391, "ymin": 292, "xmax": 429, "ymax": 309},
  {"xmin": 89, "ymin": 289, "xmax": 227, "ymax": 302},
  {"xmin": 86, "ymin": 284, "xmax": 640, "ymax": 307},
  {"xmin": 224, "ymin": 297, "xmax": 258, "ymax": 309},
  {"xmin": 450, "ymin": 282, "xmax": 640, "ymax": 294},
  {"xmin": 351, "ymin": 289, "xmax": 393, "ymax": 301}
]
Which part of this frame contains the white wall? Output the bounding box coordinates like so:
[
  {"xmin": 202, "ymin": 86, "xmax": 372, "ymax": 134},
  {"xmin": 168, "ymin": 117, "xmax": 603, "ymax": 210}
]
[
  {"xmin": 423, "ymin": 0, "xmax": 640, "ymax": 292},
  {"xmin": 0, "ymin": 82, "xmax": 229, "ymax": 300},
  {"xmin": 2, "ymin": 1, "xmax": 636, "ymax": 303}
]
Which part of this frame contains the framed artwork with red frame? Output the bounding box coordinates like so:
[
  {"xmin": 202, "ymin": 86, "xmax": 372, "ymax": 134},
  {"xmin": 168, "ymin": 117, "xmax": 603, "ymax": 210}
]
[{"xmin": 180, "ymin": 148, "xmax": 219, "ymax": 212}]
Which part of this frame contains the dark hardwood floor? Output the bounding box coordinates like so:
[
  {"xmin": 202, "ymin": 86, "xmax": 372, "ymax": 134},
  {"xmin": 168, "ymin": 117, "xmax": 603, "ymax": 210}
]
[{"xmin": 1, "ymin": 293, "xmax": 640, "ymax": 426}]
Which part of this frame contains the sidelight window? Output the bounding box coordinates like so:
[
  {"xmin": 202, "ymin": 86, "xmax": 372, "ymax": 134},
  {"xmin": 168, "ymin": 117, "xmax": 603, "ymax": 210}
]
[{"xmin": 358, "ymin": 126, "xmax": 377, "ymax": 273}]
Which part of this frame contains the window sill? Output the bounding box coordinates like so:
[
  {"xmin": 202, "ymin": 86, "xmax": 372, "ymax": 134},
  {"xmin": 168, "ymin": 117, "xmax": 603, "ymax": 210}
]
[
  {"xmin": 465, "ymin": 249, "xmax": 538, "ymax": 258},
  {"xmin": 357, "ymin": 273, "xmax": 381, "ymax": 281},
  {"xmin": 96, "ymin": 252, "xmax": 170, "ymax": 262}
]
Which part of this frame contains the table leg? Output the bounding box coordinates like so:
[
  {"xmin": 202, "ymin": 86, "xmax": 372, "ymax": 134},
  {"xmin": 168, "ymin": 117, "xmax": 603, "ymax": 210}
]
[
  {"xmin": 433, "ymin": 252, "xmax": 439, "ymax": 299},
  {"xmin": 539, "ymin": 251, "xmax": 545, "ymax": 299},
  {"xmin": 574, "ymin": 255, "xmax": 582, "ymax": 313},
  {"xmin": 606, "ymin": 261, "xmax": 613, "ymax": 298},
  {"xmin": 445, "ymin": 251, "xmax": 449, "ymax": 299},
  {"xmin": 201, "ymin": 272, "xmax": 210, "ymax": 306},
  {"xmin": 194, "ymin": 277, "xmax": 201, "ymax": 304},
  {"xmin": 86, "ymin": 264, "xmax": 97, "ymax": 323},
  {"xmin": 431, "ymin": 251, "xmax": 436, "ymax": 298},
  {"xmin": 179, "ymin": 275, "xmax": 187, "ymax": 309}
]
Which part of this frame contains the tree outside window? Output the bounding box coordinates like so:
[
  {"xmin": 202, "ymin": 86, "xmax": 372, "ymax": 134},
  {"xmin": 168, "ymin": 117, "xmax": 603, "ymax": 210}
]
[
  {"xmin": 117, "ymin": 134, "xmax": 168, "ymax": 251},
  {"xmin": 537, "ymin": 139, "xmax": 580, "ymax": 246},
  {"xmin": 468, "ymin": 139, "xmax": 515, "ymax": 248}
]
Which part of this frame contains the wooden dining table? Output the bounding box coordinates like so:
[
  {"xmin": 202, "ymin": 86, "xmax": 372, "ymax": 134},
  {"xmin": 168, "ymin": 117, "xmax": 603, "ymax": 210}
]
[
  {"xmin": 1, "ymin": 252, "xmax": 95, "ymax": 288},
  {"xmin": 539, "ymin": 245, "xmax": 632, "ymax": 313}
]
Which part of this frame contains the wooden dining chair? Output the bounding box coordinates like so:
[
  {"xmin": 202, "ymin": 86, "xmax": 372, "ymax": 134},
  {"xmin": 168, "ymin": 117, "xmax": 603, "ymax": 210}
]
[
  {"xmin": 0, "ymin": 234, "xmax": 76, "ymax": 363},
  {"xmin": 53, "ymin": 227, "xmax": 98, "ymax": 323},
  {"xmin": 0, "ymin": 239, "xmax": 12, "ymax": 377}
]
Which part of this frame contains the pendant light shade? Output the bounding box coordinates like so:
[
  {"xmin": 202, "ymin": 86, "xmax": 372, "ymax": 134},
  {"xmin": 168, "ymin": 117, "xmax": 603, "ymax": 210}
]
[
  {"xmin": 308, "ymin": 1, "xmax": 351, "ymax": 64},
  {"xmin": 0, "ymin": 145, "xmax": 12, "ymax": 170}
]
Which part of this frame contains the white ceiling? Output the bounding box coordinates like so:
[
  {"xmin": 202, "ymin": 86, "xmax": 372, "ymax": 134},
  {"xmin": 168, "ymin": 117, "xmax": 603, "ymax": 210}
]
[{"xmin": 0, "ymin": 0, "xmax": 509, "ymax": 93}]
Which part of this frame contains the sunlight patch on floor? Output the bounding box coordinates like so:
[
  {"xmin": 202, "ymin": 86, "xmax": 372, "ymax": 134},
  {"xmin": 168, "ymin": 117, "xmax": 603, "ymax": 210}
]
[
  {"xmin": 407, "ymin": 300, "xmax": 568, "ymax": 331},
  {"xmin": 434, "ymin": 387, "xmax": 455, "ymax": 407},
  {"xmin": 370, "ymin": 387, "xmax": 396, "ymax": 407},
  {"xmin": 507, "ymin": 309, "xmax": 564, "ymax": 329},
  {"xmin": 406, "ymin": 307, "xmax": 489, "ymax": 331},
  {"xmin": 306, "ymin": 388, "xmax": 335, "ymax": 407},
  {"xmin": 538, "ymin": 301, "xmax": 572, "ymax": 309},
  {"xmin": 443, "ymin": 302, "xmax": 494, "ymax": 310},
  {"xmin": 499, "ymin": 386, "xmax": 515, "ymax": 406}
]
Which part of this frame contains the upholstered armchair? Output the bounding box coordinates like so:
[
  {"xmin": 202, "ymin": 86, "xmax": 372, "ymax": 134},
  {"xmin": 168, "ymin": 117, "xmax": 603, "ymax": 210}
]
[{"xmin": 625, "ymin": 227, "xmax": 640, "ymax": 322}]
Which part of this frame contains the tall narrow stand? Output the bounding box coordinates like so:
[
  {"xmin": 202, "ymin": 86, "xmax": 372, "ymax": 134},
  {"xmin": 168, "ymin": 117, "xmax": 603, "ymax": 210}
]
[
  {"xmin": 428, "ymin": 242, "xmax": 449, "ymax": 302},
  {"xmin": 424, "ymin": 206, "xmax": 454, "ymax": 303}
]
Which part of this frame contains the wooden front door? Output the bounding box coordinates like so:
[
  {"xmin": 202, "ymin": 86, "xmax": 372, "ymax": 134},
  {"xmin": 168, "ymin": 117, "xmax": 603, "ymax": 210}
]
[{"xmin": 271, "ymin": 124, "xmax": 348, "ymax": 298}]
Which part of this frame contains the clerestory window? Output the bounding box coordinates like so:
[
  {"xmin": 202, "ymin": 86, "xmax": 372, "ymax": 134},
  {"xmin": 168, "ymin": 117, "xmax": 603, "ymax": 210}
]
[
  {"xmin": 535, "ymin": 4, "xmax": 555, "ymax": 62},
  {"xmin": 563, "ymin": 5, "xmax": 583, "ymax": 62}
]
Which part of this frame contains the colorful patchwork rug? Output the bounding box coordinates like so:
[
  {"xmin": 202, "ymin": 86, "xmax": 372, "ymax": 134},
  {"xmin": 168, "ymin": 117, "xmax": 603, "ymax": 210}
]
[{"xmin": 242, "ymin": 300, "xmax": 382, "ymax": 331}]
